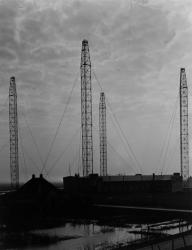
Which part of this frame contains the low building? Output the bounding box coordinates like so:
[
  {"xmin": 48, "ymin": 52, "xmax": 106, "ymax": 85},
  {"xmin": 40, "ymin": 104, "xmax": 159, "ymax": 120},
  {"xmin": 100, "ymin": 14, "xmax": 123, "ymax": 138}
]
[
  {"xmin": 63, "ymin": 173, "xmax": 183, "ymax": 194},
  {"xmin": 3, "ymin": 174, "xmax": 61, "ymax": 216}
]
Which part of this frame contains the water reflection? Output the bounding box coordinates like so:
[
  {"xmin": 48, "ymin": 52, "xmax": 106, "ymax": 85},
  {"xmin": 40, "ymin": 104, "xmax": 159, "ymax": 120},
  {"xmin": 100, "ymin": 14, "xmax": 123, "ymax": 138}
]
[
  {"xmin": 0, "ymin": 219, "xmax": 191, "ymax": 250},
  {"xmin": 27, "ymin": 222, "xmax": 141, "ymax": 250}
]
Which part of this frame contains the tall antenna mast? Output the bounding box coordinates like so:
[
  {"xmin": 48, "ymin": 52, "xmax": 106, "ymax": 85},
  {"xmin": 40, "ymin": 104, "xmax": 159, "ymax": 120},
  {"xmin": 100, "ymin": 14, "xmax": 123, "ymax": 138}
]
[
  {"xmin": 99, "ymin": 92, "xmax": 107, "ymax": 176},
  {"xmin": 180, "ymin": 68, "xmax": 189, "ymax": 183},
  {"xmin": 9, "ymin": 76, "xmax": 19, "ymax": 189},
  {"xmin": 80, "ymin": 40, "xmax": 93, "ymax": 176}
]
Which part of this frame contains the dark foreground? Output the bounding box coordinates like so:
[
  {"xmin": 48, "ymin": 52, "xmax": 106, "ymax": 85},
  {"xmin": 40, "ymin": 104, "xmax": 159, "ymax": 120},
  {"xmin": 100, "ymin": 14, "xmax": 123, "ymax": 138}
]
[
  {"xmin": 0, "ymin": 213, "xmax": 191, "ymax": 250},
  {"xmin": 0, "ymin": 178, "xmax": 192, "ymax": 249}
]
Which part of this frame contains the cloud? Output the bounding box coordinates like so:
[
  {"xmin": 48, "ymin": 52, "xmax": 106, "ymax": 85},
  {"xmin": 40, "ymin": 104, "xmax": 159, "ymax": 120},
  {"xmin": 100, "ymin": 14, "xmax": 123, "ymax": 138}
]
[{"xmin": 0, "ymin": 48, "xmax": 16, "ymax": 61}]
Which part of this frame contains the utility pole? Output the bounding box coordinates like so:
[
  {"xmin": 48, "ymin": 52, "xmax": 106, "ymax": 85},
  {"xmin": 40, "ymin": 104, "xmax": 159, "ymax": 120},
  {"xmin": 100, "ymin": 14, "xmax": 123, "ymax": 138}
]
[
  {"xmin": 9, "ymin": 76, "xmax": 19, "ymax": 189},
  {"xmin": 180, "ymin": 68, "xmax": 189, "ymax": 183},
  {"xmin": 80, "ymin": 40, "xmax": 93, "ymax": 176},
  {"xmin": 99, "ymin": 92, "xmax": 107, "ymax": 176}
]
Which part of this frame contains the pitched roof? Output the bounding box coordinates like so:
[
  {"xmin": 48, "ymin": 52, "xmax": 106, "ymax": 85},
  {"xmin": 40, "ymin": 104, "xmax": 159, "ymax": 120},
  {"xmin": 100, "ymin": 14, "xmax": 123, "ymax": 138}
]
[{"xmin": 16, "ymin": 174, "xmax": 57, "ymax": 199}]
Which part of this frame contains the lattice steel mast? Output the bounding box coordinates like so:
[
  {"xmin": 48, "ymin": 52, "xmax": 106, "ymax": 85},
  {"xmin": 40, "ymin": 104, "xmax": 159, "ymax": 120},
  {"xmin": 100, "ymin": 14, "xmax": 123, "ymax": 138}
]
[
  {"xmin": 99, "ymin": 92, "xmax": 107, "ymax": 176},
  {"xmin": 9, "ymin": 76, "xmax": 19, "ymax": 189},
  {"xmin": 180, "ymin": 68, "xmax": 189, "ymax": 182},
  {"xmin": 80, "ymin": 40, "xmax": 93, "ymax": 176}
]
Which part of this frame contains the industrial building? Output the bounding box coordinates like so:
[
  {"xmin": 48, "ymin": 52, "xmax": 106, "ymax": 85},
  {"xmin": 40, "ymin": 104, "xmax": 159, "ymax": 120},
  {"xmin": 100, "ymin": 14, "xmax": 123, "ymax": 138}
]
[{"xmin": 63, "ymin": 173, "xmax": 183, "ymax": 194}]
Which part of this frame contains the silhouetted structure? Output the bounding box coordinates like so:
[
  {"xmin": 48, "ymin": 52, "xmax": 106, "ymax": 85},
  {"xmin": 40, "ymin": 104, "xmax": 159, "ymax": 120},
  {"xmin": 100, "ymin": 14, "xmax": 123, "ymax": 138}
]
[
  {"xmin": 63, "ymin": 173, "xmax": 182, "ymax": 194},
  {"xmin": 2, "ymin": 174, "xmax": 60, "ymax": 218},
  {"xmin": 81, "ymin": 40, "xmax": 93, "ymax": 176},
  {"xmin": 180, "ymin": 68, "xmax": 189, "ymax": 182},
  {"xmin": 9, "ymin": 76, "xmax": 19, "ymax": 189},
  {"xmin": 99, "ymin": 92, "xmax": 107, "ymax": 176},
  {"xmin": 17, "ymin": 174, "xmax": 57, "ymax": 198}
]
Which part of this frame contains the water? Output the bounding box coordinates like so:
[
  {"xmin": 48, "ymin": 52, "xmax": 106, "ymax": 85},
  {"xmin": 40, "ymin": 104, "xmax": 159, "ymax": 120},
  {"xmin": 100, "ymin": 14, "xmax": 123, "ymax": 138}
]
[
  {"xmin": 1, "ymin": 219, "xmax": 191, "ymax": 250},
  {"xmin": 27, "ymin": 222, "xmax": 141, "ymax": 250}
]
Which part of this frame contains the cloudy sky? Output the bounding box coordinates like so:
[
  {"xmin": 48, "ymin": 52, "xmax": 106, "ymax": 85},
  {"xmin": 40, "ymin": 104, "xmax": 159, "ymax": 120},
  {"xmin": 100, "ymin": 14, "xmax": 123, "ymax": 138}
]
[{"xmin": 0, "ymin": 0, "xmax": 192, "ymax": 183}]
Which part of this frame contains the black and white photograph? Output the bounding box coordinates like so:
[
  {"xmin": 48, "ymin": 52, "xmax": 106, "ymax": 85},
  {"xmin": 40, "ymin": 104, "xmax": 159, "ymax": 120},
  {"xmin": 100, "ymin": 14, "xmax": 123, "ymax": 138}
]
[{"xmin": 0, "ymin": 0, "xmax": 191, "ymax": 249}]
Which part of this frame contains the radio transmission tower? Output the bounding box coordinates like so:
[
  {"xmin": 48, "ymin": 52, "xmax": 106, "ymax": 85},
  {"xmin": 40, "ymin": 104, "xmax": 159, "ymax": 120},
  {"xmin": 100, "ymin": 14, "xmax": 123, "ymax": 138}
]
[
  {"xmin": 180, "ymin": 68, "xmax": 189, "ymax": 182},
  {"xmin": 99, "ymin": 92, "xmax": 107, "ymax": 176},
  {"xmin": 9, "ymin": 76, "xmax": 19, "ymax": 189},
  {"xmin": 80, "ymin": 40, "xmax": 93, "ymax": 176}
]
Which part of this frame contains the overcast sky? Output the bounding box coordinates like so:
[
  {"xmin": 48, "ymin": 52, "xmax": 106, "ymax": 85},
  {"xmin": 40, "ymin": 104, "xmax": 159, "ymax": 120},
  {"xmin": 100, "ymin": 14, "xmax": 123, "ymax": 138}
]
[{"xmin": 0, "ymin": 0, "xmax": 192, "ymax": 182}]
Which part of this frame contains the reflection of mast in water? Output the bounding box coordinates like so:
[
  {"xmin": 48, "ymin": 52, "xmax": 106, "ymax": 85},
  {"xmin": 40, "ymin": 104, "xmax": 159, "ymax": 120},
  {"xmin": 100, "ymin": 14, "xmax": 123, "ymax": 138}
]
[{"xmin": 84, "ymin": 224, "xmax": 91, "ymax": 235}]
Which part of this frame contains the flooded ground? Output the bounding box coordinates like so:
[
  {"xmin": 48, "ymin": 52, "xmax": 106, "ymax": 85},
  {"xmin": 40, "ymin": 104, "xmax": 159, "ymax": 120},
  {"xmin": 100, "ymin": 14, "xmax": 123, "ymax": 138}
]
[
  {"xmin": 29, "ymin": 222, "xmax": 141, "ymax": 250},
  {"xmin": 1, "ymin": 218, "xmax": 191, "ymax": 250}
]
